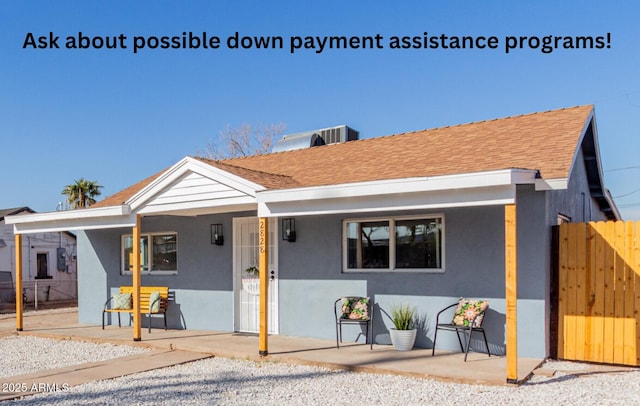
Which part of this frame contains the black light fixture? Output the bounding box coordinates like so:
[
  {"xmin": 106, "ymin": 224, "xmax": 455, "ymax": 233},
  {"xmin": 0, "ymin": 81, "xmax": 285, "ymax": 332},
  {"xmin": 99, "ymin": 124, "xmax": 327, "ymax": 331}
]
[
  {"xmin": 211, "ymin": 224, "xmax": 224, "ymax": 245},
  {"xmin": 282, "ymin": 218, "xmax": 296, "ymax": 242}
]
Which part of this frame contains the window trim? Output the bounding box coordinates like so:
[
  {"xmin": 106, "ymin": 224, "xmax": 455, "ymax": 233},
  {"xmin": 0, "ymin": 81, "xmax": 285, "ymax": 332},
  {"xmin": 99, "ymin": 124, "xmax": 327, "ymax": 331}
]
[
  {"xmin": 342, "ymin": 214, "xmax": 445, "ymax": 273},
  {"xmin": 121, "ymin": 231, "xmax": 178, "ymax": 276}
]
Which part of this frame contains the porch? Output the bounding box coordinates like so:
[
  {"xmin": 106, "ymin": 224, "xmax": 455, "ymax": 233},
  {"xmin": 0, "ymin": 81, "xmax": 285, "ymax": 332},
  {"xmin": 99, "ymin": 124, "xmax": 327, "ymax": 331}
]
[{"xmin": 0, "ymin": 308, "xmax": 542, "ymax": 386}]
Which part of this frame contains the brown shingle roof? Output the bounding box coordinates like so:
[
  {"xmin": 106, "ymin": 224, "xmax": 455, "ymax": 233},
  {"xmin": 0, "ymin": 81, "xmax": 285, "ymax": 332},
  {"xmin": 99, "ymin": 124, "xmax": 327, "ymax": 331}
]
[
  {"xmin": 219, "ymin": 105, "xmax": 592, "ymax": 187},
  {"xmin": 93, "ymin": 171, "xmax": 165, "ymax": 208},
  {"xmin": 94, "ymin": 105, "xmax": 593, "ymax": 207}
]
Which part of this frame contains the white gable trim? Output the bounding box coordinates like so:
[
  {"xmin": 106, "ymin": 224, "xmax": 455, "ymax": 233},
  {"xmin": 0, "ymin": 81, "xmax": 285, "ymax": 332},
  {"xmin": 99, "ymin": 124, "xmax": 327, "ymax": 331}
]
[{"xmin": 127, "ymin": 157, "xmax": 266, "ymax": 211}]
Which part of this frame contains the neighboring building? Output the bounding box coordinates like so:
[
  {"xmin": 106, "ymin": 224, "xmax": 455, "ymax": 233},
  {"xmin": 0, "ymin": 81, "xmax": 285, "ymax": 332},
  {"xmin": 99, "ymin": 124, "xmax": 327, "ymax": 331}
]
[
  {"xmin": 0, "ymin": 207, "xmax": 77, "ymax": 305},
  {"xmin": 5, "ymin": 105, "xmax": 619, "ymax": 358}
]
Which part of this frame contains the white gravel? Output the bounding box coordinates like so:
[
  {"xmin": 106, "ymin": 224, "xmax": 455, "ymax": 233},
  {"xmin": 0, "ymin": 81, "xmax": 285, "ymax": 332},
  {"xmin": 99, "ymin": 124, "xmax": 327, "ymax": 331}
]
[
  {"xmin": 0, "ymin": 335, "xmax": 150, "ymax": 378},
  {"xmin": 3, "ymin": 336, "xmax": 640, "ymax": 405}
]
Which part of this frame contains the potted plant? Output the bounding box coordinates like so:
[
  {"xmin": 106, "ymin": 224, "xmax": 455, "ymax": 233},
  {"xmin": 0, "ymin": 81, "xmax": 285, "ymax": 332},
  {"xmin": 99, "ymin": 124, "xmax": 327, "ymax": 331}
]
[
  {"xmin": 389, "ymin": 304, "xmax": 417, "ymax": 351},
  {"xmin": 242, "ymin": 266, "xmax": 260, "ymax": 295},
  {"xmin": 244, "ymin": 266, "xmax": 259, "ymax": 277}
]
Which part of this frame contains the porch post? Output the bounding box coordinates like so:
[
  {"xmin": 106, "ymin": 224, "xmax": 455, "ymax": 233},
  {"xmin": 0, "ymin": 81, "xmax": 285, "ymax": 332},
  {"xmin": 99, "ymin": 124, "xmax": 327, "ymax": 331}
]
[
  {"xmin": 132, "ymin": 214, "xmax": 142, "ymax": 341},
  {"xmin": 258, "ymin": 217, "xmax": 269, "ymax": 356},
  {"xmin": 505, "ymin": 204, "xmax": 518, "ymax": 383},
  {"xmin": 15, "ymin": 234, "xmax": 23, "ymax": 331}
]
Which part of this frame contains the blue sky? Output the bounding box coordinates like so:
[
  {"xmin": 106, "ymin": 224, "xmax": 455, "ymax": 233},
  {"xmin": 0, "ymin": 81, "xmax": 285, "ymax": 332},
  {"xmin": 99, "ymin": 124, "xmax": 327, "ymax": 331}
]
[{"xmin": 2, "ymin": 1, "xmax": 639, "ymax": 219}]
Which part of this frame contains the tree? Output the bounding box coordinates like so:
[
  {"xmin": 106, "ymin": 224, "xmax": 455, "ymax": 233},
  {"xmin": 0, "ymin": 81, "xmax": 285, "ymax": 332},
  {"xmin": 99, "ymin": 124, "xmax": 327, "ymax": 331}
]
[
  {"xmin": 61, "ymin": 178, "xmax": 103, "ymax": 209},
  {"xmin": 200, "ymin": 122, "xmax": 287, "ymax": 159}
]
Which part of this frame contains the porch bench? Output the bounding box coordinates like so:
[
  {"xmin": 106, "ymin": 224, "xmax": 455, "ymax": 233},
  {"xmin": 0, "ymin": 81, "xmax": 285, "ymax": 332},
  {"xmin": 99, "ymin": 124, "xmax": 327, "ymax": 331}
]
[{"xmin": 102, "ymin": 286, "xmax": 172, "ymax": 333}]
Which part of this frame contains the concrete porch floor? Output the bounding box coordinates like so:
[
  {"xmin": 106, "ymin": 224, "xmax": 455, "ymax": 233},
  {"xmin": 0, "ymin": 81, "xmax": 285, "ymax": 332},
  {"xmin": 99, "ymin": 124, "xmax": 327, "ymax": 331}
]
[{"xmin": 0, "ymin": 308, "xmax": 543, "ymax": 387}]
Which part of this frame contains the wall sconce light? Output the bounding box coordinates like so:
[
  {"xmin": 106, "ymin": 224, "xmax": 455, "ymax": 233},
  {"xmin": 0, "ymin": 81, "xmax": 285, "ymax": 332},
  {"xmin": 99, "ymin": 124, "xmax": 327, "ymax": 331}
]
[
  {"xmin": 211, "ymin": 224, "xmax": 224, "ymax": 245},
  {"xmin": 282, "ymin": 218, "xmax": 296, "ymax": 242}
]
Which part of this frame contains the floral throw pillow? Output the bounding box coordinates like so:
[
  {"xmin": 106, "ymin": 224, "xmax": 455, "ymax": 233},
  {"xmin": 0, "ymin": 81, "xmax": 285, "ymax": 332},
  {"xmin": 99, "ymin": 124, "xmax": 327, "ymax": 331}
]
[
  {"xmin": 149, "ymin": 292, "xmax": 161, "ymax": 313},
  {"xmin": 112, "ymin": 293, "xmax": 132, "ymax": 310},
  {"xmin": 340, "ymin": 297, "xmax": 370, "ymax": 320},
  {"xmin": 452, "ymin": 298, "xmax": 489, "ymax": 327}
]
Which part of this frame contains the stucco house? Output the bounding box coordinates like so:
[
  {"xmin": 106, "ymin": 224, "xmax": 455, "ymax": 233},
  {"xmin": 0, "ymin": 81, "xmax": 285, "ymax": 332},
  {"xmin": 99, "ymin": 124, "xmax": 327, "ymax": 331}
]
[
  {"xmin": 0, "ymin": 207, "xmax": 77, "ymax": 306},
  {"xmin": 6, "ymin": 105, "xmax": 619, "ymax": 364}
]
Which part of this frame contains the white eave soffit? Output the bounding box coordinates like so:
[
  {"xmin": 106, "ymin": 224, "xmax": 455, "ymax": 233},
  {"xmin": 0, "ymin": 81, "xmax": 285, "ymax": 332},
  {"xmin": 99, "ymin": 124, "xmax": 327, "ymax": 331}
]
[
  {"xmin": 257, "ymin": 168, "xmax": 546, "ymax": 217},
  {"xmin": 5, "ymin": 205, "xmax": 135, "ymax": 234},
  {"xmin": 258, "ymin": 168, "xmax": 540, "ymax": 204}
]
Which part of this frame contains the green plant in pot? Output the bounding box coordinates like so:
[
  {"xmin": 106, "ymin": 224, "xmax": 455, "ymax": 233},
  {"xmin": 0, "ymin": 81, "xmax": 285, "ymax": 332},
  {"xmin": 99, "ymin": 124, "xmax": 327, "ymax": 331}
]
[
  {"xmin": 389, "ymin": 304, "xmax": 417, "ymax": 351},
  {"xmin": 245, "ymin": 266, "xmax": 259, "ymax": 277}
]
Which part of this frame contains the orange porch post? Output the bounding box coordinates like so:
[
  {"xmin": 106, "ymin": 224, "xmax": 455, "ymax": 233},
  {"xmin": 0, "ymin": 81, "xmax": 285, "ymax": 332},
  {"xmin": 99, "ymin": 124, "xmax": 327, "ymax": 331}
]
[
  {"xmin": 505, "ymin": 204, "xmax": 518, "ymax": 383},
  {"xmin": 132, "ymin": 214, "xmax": 142, "ymax": 341},
  {"xmin": 258, "ymin": 217, "xmax": 269, "ymax": 355}
]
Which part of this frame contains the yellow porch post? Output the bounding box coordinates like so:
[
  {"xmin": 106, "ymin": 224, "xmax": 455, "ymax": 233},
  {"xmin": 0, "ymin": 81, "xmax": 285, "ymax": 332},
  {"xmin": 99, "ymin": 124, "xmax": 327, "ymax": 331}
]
[
  {"xmin": 505, "ymin": 204, "xmax": 518, "ymax": 383},
  {"xmin": 15, "ymin": 234, "xmax": 23, "ymax": 331},
  {"xmin": 132, "ymin": 214, "xmax": 142, "ymax": 341},
  {"xmin": 258, "ymin": 217, "xmax": 269, "ymax": 356}
]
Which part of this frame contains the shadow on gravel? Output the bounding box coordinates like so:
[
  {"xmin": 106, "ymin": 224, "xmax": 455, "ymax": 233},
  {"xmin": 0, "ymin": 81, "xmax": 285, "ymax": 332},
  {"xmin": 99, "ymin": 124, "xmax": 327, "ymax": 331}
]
[{"xmin": 11, "ymin": 364, "xmax": 356, "ymax": 404}]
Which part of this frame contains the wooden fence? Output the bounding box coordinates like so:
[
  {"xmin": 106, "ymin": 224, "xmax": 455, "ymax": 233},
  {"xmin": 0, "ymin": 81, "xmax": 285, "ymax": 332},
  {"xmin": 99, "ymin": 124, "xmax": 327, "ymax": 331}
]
[{"xmin": 557, "ymin": 221, "xmax": 640, "ymax": 366}]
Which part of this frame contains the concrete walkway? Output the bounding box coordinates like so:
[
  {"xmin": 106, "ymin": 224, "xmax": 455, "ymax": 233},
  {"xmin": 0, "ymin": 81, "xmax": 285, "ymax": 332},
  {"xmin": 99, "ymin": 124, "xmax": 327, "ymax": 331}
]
[{"xmin": 0, "ymin": 308, "xmax": 546, "ymax": 401}]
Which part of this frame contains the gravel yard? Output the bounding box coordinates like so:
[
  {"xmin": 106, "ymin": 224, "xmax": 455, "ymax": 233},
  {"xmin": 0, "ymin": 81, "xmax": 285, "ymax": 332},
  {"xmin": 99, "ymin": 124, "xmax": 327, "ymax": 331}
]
[
  {"xmin": 0, "ymin": 335, "xmax": 150, "ymax": 378},
  {"xmin": 2, "ymin": 335, "xmax": 639, "ymax": 405}
]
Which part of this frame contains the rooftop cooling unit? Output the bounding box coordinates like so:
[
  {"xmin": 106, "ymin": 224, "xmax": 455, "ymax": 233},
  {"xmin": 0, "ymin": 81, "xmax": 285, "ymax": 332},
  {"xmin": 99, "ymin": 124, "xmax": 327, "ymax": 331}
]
[{"xmin": 271, "ymin": 125, "xmax": 359, "ymax": 153}]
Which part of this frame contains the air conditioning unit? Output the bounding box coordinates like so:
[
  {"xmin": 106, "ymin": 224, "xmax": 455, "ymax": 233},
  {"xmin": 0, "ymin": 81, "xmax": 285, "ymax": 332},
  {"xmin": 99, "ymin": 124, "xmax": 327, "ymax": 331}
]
[{"xmin": 271, "ymin": 125, "xmax": 359, "ymax": 153}]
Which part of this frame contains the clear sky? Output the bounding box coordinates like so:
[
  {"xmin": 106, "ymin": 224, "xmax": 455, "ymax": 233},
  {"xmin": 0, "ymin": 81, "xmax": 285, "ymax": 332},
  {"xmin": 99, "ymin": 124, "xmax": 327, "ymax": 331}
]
[{"xmin": 2, "ymin": 1, "xmax": 639, "ymax": 219}]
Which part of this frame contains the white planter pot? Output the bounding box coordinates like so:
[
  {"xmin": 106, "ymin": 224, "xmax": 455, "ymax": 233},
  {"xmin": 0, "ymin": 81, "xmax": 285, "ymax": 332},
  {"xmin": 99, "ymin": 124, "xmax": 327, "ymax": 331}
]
[
  {"xmin": 389, "ymin": 328, "xmax": 417, "ymax": 351},
  {"xmin": 241, "ymin": 278, "xmax": 260, "ymax": 296}
]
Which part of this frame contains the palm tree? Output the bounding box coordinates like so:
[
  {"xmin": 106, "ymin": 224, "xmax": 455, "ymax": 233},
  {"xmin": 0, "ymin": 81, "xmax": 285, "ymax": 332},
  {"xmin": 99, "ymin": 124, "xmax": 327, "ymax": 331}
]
[{"xmin": 61, "ymin": 178, "xmax": 103, "ymax": 209}]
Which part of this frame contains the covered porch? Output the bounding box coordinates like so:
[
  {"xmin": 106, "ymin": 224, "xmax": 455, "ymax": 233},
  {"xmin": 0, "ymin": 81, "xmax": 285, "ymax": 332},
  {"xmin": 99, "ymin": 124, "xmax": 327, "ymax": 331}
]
[
  {"xmin": 0, "ymin": 308, "xmax": 541, "ymax": 386},
  {"xmin": 5, "ymin": 157, "xmax": 530, "ymax": 384}
]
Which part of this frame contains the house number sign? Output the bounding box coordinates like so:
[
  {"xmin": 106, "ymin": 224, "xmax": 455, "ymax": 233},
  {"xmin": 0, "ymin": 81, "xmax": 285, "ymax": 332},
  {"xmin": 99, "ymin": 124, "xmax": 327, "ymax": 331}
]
[{"xmin": 259, "ymin": 220, "xmax": 266, "ymax": 254}]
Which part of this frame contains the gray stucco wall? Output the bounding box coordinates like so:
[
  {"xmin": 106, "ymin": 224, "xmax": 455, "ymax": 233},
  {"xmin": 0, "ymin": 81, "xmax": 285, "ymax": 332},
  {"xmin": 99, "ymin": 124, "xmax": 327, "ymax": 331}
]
[
  {"xmin": 77, "ymin": 198, "xmax": 566, "ymax": 358},
  {"xmin": 278, "ymin": 204, "xmax": 551, "ymax": 358},
  {"xmin": 79, "ymin": 212, "xmax": 250, "ymax": 331}
]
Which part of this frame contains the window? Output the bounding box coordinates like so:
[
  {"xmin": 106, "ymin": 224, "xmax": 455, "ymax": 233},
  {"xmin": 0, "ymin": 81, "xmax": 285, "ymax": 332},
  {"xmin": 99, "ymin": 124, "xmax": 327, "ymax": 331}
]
[
  {"xmin": 344, "ymin": 215, "xmax": 443, "ymax": 272},
  {"xmin": 121, "ymin": 232, "xmax": 178, "ymax": 275},
  {"xmin": 35, "ymin": 253, "xmax": 52, "ymax": 279}
]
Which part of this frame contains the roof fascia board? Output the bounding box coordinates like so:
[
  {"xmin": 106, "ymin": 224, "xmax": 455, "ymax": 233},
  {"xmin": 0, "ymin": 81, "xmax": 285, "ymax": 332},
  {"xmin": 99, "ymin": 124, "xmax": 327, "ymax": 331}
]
[
  {"xmin": 5, "ymin": 205, "xmax": 131, "ymax": 225},
  {"xmin": 259, "ymin": 184, "xmax": 516, "ymax": 217},
  {"xmin": 604, "ymin": 189, "xmax": 622, "ymax": 220},
  {"xmin": 563, "ymin": 109, "xmax": 620, "ymax": 220},
  {"xmin": 258, "ymin": 169, "xmax": 537, "ymax": 204},
  {"xmin": 5, "ymin": 205, "xmax": 134, "ymax": 234},
  {"xmin": 584, "ymin": 112, "xmax": 621, "ymax": 219},
  {"xmin": 567, "ymin": 108, "xmax": 595, "ymax": 178},
  {"xmin": 534, "ymin": 178, "xmax": 569, "ymax": 191},
  {"xmin": 127, "ymin": 157, "xmax": 265, "ymax": 211},
  {"xmin": 10, "ymin": 214, "xmax": 136, "ymax": 234}
]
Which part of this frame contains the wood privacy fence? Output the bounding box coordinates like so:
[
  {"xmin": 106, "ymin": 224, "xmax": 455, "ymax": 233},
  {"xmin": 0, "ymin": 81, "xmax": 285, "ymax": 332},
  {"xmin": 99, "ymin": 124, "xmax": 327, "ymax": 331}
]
[{"xmin": 556, "ymin": 221, "xmax": 640, "ymax": 366}]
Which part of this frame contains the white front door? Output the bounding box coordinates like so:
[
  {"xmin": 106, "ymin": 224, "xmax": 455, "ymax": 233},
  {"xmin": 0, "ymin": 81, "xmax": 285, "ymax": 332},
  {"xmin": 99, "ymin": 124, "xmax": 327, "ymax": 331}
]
[{"xmin": 233, "ymin": 217, "xmax": 278, "ymax": 334}]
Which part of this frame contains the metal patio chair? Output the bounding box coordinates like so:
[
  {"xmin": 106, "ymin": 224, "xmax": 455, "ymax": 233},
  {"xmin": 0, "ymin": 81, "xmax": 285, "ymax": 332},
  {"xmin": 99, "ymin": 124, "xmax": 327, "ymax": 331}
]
[
  {"xmin": 431, "ymin": 298, "xmax": 491, "ymax": 361},
  {"xmin": 334, "ymin": 296, "xmax": 373, "ymax": 350}
]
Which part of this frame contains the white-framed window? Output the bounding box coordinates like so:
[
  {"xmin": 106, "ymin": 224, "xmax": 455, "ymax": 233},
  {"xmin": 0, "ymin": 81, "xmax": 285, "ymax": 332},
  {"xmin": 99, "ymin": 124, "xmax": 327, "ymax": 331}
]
[
  {"xmin": 343, "ymin": 214, "xmax": 444, "ymax": 273},
  {"xmin": 121, "ymin": 232, "xmax": 178, "ymax": 275}
]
